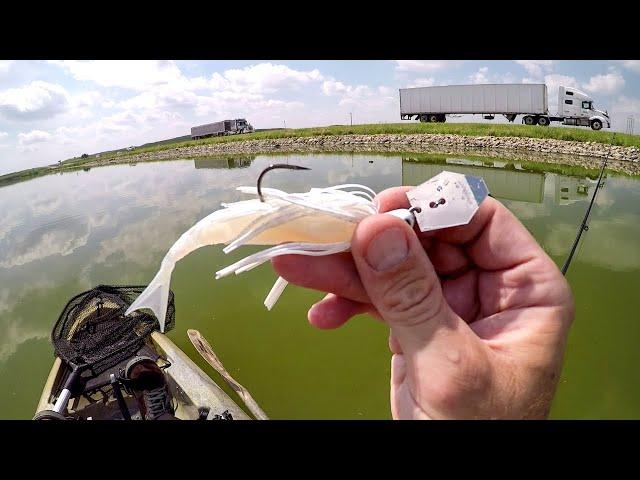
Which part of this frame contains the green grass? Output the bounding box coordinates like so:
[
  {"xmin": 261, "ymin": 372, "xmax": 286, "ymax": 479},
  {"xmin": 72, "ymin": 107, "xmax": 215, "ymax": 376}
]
[
  {"xmin": 2, "ymin": 123, "xmax": 637, "ymax": 189},
  {"xmin": 0, "ymin": 166, "xmax": 52, "ymax": 188},
  {"xmin": 96, "ymin": 123, "xmax": 638, "ymax": 161}
]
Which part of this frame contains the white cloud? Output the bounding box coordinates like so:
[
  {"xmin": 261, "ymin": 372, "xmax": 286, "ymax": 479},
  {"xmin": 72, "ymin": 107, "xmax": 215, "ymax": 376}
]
[
  {"xmin": 0, "ymin": 60, "xmax": 12, "ymax": 74},
  {"xmin": 17, "ymin": 130, "xmax": 52, "ymax": 146},
  {"xmin": 50, "ymin": 60, "xmax": 185, "ymax": 91},
  {"xmin": 319, "ymin": 78, "xmax": 398, "ymax": 125},
  {"xmin": 17, "ymin": 61, "xmax": 315, "ymax": 159},
  {"xmin": 72, "ymin": 90, "xmax": 103, "ymax": 108},
  {"xmin": 583, "ymin": 72, "xmax": 625, "ymax": 94},
  {"xmin": 321, "ymin": 79, "xmax": 350, "ymax": 96},
  {"xmin": 408, "ymin": 77, "xmax": 436, "ymax": 88},
  {"xmin": 0, "ymin": 131, "xmax": 7, "ymax": 139},
  {"xmin": 544, "ymin": 74, "xmax": 581, "ymax": 93},
  {"xmin": 469, "ymin": 67, "xmax": 489, "ymax": 84},
  {"xmin": 609, "ymin": 96, "xmax": 640, "ymax": 131},
  {"xmin": 321, "ymin": 79, "xmax": 387, "ymax": 102},
  {"xmin": 611, "ymin": 95, "xmax": 640, "ymax": 115},
  {"xmin": 50, "ymin": 60, "xmax": 324, "ymax": 97},
  {"xmin": 0, "ymin": 81, "xmax": 69, "ymax": 120},
  {"xmin": 321, "ymin": 79, "xmax": 395, "ymax": 108},
  {"xmin": 515, "ymin": 60, "xmax": 553, "ymax": 77},
  {"xmin": 113, "ymin": 86, "xmax": 303, "ymax": 131},
  {"xmin": 220, "ymin": 63, "xmax": 323, "ymax": 94},
  {"xmin": 395, "ymin": 60, "xmax": 462, "ymax": 72},
  {"xmin": 621, "ymin": 61, "xmax": 640, "ymax": 74},
  {"xmin": 467, "ymin": 67, "xmax": 517, "ymax": 85},
  {"xmin": 79, "ymin": 62, "xmax": 317, "ymax": 134}
]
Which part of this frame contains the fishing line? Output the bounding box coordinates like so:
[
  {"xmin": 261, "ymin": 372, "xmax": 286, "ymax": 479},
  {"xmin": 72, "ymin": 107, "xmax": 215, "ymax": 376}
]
[{"xmin": 561, "ymin": 134, "xmax": 615, "ymax": 276}]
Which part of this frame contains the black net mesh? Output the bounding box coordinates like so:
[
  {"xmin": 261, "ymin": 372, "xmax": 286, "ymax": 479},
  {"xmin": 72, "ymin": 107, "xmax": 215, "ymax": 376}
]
[{"xmin": 51, "ymin": 285, "xmax": 175, "ymax": 376}]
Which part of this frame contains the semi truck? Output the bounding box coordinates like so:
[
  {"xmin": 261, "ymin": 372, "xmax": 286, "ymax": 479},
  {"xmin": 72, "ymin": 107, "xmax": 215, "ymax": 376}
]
[
  {"xmin": 191, "ymin": 118, "xmax": 254, "ymax": 140},
  {"xmin": 399, "ymin": 84, "xmax": 610, "ymax": 131}
]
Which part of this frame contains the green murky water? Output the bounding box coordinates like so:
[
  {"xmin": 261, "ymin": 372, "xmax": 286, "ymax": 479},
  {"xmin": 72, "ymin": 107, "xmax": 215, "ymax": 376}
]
[{"xmin": 1, "ymin": 153, "xmax": 638, "ymax": 419}]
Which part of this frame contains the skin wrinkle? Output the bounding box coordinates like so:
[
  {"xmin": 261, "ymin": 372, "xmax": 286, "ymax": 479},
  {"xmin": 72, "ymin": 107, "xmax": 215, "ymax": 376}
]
[
  {"xmin": 496, "ymin": 257, "xmax": 569, "ymax": 316},
  {"xmin": 478, "ymin": 259, "xmax": 553, "ymax": 318},
  {"xmin": 438, "ymin": 261, "xmax": 476, "ymax": 281},
  {"xmin": 474, "ymin": 306, "xmax": 569, "ymax": 358},
  {"xmin": 379, "ymin": 267, "xmax": 441, "ymax": 323},
  {"xmin": 411, "ymin": 332, "xmax": 493, "ymax": 418},
  {"xmin": 427, "ymin": 240, "xmax": 470, "ymax": 275},
  {"xmin": 471, "ymin": 307, "xmax": 543, "ymax": 341},
  {"xmin": 442, "ymin": 269, "xmax": 479, "ymax": 323}
]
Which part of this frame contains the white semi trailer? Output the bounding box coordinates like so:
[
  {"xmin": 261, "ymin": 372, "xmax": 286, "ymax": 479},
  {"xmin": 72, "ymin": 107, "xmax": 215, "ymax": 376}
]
[{"xmin": 399, "ymin": 84, "xmax": 610, "ymax": 131}]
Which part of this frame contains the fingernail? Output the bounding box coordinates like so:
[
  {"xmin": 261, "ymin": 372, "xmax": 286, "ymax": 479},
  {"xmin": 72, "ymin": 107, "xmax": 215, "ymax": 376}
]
[{"xmin": 365, "ymin": 227, "xmax": 408, "ymax": 271}]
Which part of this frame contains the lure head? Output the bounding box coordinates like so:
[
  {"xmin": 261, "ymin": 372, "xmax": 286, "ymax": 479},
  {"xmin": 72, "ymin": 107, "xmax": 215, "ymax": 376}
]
[{"xmin": 406, "ymin": 171, "xmax": 489, "ymax": 232}]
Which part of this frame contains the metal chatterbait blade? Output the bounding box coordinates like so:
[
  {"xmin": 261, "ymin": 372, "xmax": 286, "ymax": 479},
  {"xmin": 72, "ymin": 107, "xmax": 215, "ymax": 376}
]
[{"xmin": 386, "ymin": 171, "xmax": 490, "ymax": 232}]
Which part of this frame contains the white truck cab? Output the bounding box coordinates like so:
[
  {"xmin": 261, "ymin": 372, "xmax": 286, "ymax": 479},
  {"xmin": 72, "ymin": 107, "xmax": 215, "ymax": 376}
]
[
  {"xmin": 235, "ymin": 118, "xmax": 254, "ymax": 134},
  {"xmin": 558, "ymin": 86, "xmax": 610, "ymax": 130}
]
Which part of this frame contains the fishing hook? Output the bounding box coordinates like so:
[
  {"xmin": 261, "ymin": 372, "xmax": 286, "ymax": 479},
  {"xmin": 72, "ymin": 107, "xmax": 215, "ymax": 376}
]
[{"xmin": 257, "ymin": 163, "xmax": 311, "ymax": 202}]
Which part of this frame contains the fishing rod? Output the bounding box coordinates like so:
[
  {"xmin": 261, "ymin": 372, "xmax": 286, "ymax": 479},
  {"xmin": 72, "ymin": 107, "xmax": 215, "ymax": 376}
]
[{"xmin": 561, "ymin": 134, "xmax": 616, "ymax": 276}]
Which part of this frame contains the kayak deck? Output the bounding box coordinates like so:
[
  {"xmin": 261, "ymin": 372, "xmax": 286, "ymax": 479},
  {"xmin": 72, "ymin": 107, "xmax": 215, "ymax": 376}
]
[{"xmin": 36, "ymin": 331, "xmax": 250, "ymax": 420}]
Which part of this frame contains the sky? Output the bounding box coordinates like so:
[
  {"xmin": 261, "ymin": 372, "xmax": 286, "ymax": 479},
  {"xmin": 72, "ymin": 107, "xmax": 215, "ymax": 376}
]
[{"xmin": 0, "ymin": 60, "xmax": 639, "ymax": 175}]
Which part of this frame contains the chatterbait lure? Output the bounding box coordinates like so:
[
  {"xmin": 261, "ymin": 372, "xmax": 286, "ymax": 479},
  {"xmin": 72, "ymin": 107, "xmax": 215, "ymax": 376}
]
[{"xmin": 125, "ymin": 165, "xmax": 488, "ymax": 332}]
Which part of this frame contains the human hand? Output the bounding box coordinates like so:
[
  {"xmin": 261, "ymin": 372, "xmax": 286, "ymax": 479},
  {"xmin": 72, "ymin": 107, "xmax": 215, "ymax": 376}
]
[{"xmin": 272, "ymin": 187, "xmax": 575, "ymax": 419}]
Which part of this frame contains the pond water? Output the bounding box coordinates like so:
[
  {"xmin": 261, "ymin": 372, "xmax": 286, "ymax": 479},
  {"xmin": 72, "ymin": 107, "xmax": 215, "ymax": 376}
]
[{"xmin": 1, "ymin": 153, "xmax": 639, "ymax": 419}]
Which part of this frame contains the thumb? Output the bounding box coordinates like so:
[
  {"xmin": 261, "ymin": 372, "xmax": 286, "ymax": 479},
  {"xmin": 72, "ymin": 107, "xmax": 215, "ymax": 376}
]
[{"xmin": 350, "ymin": 214, "xmax": 477, "ymax": 357}]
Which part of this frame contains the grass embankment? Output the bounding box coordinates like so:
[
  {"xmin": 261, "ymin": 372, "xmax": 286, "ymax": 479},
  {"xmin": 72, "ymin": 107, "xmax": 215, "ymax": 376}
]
[
  {"xmin": 0, "ymin": 166, "xmax": 53, "ymax": 188},
  {"xmin": 108, "ymin": 123, "xmax": 640, "ymax": 160},
  {"xmin": 1, "ymin": 123, "xmax": 638, "ymax": 188}
]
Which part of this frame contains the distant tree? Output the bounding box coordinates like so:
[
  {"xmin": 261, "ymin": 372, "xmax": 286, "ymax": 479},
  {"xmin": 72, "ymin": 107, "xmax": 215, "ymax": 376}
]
[{"xmin": 81, "ymin": 153, "xmax": 89, "ymax": 159}]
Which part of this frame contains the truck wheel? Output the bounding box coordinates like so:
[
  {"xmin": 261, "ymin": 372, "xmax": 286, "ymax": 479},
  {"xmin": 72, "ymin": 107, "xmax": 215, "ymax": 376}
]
[
  {"xmin": 538, "ymin": 116, "xmax": 550, "ymax": 126},
  {"xmin": 438, "ymin": 114, "xmax": 446, "ymax": 123},
  {"xmin": 523, "ymin": 116, "xmax": 535, "ymax": 126},
  {"xmin": 428, "ymin": 114, "xmax": 439, "ymax": 123},
  {"xmin": 591, "ymin": 119, "xmax": 603, "ymax": 131},
  {"xmin": 419, "ymin": 115, "xmax": 428, "ymax": 123}
]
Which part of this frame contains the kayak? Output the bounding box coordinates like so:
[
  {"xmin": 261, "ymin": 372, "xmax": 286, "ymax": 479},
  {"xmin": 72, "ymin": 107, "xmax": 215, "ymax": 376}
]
[
  {"xmin": 33, "ymin": 284, "xmax": 251, "ymax": 420},
  {"xmin": 35, "ymin": 330, "xmax": 250, "ymax": 420}
]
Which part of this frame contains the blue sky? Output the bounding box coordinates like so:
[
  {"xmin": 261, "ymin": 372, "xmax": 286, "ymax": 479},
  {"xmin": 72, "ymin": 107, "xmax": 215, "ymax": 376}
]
[{"xmin": 0, "ymin": 60, "xmax": 639, "ymax": 175}]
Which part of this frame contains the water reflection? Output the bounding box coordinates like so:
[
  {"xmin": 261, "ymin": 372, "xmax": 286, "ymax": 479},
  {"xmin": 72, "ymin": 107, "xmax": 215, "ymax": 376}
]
[
  {"xmin": 193, "ymin": 156, "xmax": 256, "ymax": 170},
  {"xmin": 402, "ymin": 156, "xmax": 600, "ymax": 206},
  {"xmin": 555, "ymin": 176, "xmax": 591, "ymax": 205},
  {"xmin": 0, "ymin": 153, "xmax": 638, "ymax": 419},
  {"xmin": 403, "ymin": 158, "xmax": 545, "ymax": 204}
]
